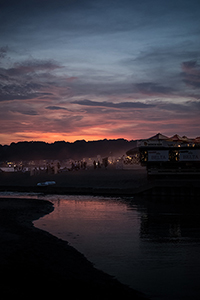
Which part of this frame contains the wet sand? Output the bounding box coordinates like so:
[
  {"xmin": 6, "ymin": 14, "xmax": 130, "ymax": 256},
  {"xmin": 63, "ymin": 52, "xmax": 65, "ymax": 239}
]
[{"xmin": 0, "ymin": 197, "xmax": 147, "ymax": 299}]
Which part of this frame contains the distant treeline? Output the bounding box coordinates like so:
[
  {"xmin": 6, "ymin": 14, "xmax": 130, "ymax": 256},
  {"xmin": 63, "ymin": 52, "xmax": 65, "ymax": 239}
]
[{"xmin": 0, "ymin": 139, "xmax": 137, "ymax": 161}]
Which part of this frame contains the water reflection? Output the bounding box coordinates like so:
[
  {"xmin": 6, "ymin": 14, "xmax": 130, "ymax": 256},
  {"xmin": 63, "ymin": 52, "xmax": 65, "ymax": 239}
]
[
  {"xmin": 33, "ymin": 195, "xmax": 200, "ymax": 300},
  {"xmin": 136, "ymin": 200, "xmax": 200, "ymax": 243}
]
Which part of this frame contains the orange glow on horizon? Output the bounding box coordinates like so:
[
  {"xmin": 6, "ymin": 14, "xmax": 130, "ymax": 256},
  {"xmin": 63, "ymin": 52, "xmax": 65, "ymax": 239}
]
[{"xmin": 0, "ymin": 131, "xmax": 142, "ymax": 146}]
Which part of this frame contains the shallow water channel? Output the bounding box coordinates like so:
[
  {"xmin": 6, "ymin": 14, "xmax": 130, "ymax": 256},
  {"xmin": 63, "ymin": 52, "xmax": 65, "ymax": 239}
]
[{"xmin": 5, "ymin": 193, "xmax": 194, "ymax": 300}]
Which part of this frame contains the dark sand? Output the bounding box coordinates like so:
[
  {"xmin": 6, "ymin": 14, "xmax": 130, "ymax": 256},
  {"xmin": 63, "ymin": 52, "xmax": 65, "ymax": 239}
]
[
  {"xmin": 1, "ymin": 167, "xmax": 199, "ymax": 198},
  {"xmin": 0, "ymin": 197, "xmax": 147, "ymax": 299},
  {"xmin": 0, "ymin": 167, "xmax": 148, "ymax": 196}
]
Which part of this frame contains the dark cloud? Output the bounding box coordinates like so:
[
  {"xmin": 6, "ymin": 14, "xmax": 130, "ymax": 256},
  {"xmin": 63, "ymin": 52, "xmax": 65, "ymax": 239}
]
[
  {"xmin": 20, "ymin": 110, "xmax": 38, "ymax": 116},
  {"xmin": 15, "ymin": 59, "xmax": 62, "ymax": 73},
  {"xmin": 0, "ymin": 81, "xmax": 49, "ymax": 102},
  {"xmin": 0, "ymin": 1, "xmax": 150, "ymax": 38},
  {"xmin": 153, "ymin": 100, "xmax": 200, "ymax": 113},
  {"xmin": 11, "ymin": 108, "xmax": 39, "ymax": 116},
  {"xmin": 123, "ymin": 47, "xmax": 200, "ymax": 97},
  {"xmin": 0, "ymin": 59, "xmax": 62, "ymax": 77},
  {"xmin": 0, "ymin": 58, "xmax": 64, "ymax": 101},
  {"xmin": 2, "ymin": 0, "xmax": 199, "ymax": 39},
  {"xmin": 45, "ymin": 106, "xmax": 68, "ymax": 110},
  {"xmin": 0, "ymin": 46, "xmax": 8, "ymax": 59},
  {"xmin": 131, "ymin": 46, "xmax": 200, "ymax": 67},
  {"xmin": 181, "ymin": 60, "xmax": 200, "ymax": 88},
  {"xmin": 0, "ymin": 93, "xmax": 38, "ymax": 102},
  {"xmin": 134, "ymin": 82, "xmax": 175, "ymax": 96},
  {"xmin": 72, "ymin": 99, "xmax": 155, "ymax": 109},
  {"xmin": 0, "ymin": 102, "xmax": 39, "ymax": 117}
]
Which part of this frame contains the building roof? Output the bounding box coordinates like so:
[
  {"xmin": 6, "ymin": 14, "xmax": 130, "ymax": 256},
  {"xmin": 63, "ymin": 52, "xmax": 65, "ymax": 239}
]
[{"xmin": 149, "ymin": 133, "xmax": 169, "ymax": 140}]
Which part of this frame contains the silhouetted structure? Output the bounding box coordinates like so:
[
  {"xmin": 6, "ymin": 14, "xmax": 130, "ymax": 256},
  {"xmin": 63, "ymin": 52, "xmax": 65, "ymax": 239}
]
[{"xmin": 127, "ymin": 133, "xmax": 200, "ymax": 177}]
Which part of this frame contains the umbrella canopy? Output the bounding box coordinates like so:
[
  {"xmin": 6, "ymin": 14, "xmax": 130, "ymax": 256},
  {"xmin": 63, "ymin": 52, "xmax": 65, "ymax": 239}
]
[
  {"xmin": 149, "ymin": 133, "xmax": 169, "ymax": 140},
  {"xmin": 170, "ymin": 134, "xmax": 185, "ymax": 142}
]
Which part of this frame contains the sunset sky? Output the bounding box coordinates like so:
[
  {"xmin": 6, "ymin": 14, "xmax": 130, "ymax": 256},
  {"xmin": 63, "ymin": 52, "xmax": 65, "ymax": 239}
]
[{"xmin": 0, "ymin": 0, "xmax": 200, "ymax": 145}]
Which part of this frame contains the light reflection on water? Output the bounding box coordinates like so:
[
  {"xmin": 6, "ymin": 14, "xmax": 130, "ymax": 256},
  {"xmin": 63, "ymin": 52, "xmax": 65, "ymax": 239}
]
[
  {"xmin": 33, "ymin": 195, "xmax": 200, "ymax": 300},
  {"xmin": 2, "ymin": 192, "xmax": 200, "ymax": 300}
]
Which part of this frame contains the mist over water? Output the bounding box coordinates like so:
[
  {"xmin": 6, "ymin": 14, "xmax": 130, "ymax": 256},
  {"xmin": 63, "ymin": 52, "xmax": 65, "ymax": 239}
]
[{"xmin": 33, "ymin": 194, "xmax": 200, "ymax": 300}]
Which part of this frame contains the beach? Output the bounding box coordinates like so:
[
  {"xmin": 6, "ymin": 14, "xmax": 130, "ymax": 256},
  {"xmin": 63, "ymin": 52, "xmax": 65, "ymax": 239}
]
[
  {"xmin": 1, "ymin": 167, "xmax": 200, "ymax": 298},
  {"xmin": 1, "ymin": 166, "xmax": 199, "ymax": 199},
  {"xmin": 0, "ymin": 196, "xmax": 148, "ymax": 299},
  {"xmin": 0, "ymin": 168, "xmax": 147, "ymax": 298},
  {"xmin": 0, "ymin": 166, "xmax": 148, "ymax": 196}
]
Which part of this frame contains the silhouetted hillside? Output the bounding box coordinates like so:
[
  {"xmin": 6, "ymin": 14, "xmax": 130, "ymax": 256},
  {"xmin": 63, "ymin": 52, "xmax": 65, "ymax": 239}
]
[{"xmin": 0, "ymin": 139, "xmax": 137, "ymax": 161}]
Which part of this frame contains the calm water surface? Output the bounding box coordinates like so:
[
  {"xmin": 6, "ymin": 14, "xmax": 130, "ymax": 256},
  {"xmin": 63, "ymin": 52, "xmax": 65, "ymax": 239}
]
[{"xmin": 32, "ymin": 195, "xmax": 199, "ymax": 299}]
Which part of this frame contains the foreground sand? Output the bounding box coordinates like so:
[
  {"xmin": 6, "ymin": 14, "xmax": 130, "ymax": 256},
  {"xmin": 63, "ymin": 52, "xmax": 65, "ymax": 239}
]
[{"xmin": 0, "ymin": 197, "xmax": 147, "ymax": 299}]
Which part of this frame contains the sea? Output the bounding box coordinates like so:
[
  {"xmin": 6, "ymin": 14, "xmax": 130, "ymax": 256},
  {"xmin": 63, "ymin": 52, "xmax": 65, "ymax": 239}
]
[{"xmin": 1, "ymin": 192, "xmax": 200, "ymax": 299}]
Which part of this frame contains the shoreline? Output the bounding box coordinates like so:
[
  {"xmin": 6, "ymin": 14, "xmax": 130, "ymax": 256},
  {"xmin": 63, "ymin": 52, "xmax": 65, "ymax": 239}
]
[
  {"xmin": 0, "ymin": 197, "xmax": 147, "ymax": 299},
  {"xmin": 0, "ymin": 168, "xmax": 148, "ymax": 197},
  {"xmin": 0, "ymin": 168, "xmax": 200, "ymax": 199},
  {"xmin": 1, "ymin": 169, "xmax": 200, "ymax": 298}
]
